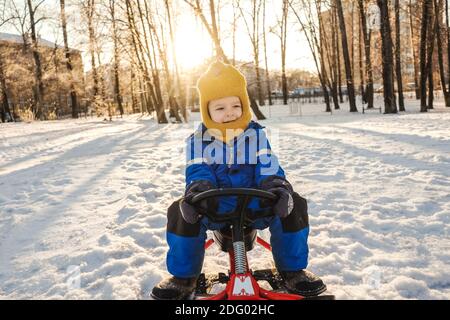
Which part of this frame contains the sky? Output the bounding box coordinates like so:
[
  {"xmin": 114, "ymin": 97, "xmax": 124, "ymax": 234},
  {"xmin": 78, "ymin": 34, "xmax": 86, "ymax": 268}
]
[{"xmin": 0, "ymin": 0, "xmax": 317, "ymax": 73}]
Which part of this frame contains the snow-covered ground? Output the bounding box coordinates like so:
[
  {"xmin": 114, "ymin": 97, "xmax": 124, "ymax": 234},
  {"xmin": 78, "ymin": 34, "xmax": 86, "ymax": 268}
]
[{"xmin": 1, "ymin": 98, "xmax": 449, "ymax": 299}]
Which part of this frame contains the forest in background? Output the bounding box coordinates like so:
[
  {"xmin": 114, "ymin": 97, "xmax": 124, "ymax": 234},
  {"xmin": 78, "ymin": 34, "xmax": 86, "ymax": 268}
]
[{"xmin": 0, "ymin": 0, "xmax": 449, "ymax": 123}]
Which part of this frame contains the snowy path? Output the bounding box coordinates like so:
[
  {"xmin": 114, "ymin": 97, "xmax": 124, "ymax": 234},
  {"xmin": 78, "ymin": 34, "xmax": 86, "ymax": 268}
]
[
  {"xmin": 0, "ymin": 118, "xmax": 191, "ymax": 299},
  {"xmin": 1, "ymin": 109, "xmax": 449, "ymax": 299}
]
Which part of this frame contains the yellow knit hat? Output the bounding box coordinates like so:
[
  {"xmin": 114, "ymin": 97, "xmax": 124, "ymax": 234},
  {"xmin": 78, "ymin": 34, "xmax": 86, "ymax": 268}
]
[{"xmin": 197, "ymin": 61, "xmax": 252, "ymax": 142}]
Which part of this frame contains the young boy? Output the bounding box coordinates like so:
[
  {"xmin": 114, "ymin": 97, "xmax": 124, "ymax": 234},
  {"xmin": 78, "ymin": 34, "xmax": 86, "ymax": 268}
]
[{"xmin": 152, "ymin": 61, "xmax": 325, "ymax": 300}]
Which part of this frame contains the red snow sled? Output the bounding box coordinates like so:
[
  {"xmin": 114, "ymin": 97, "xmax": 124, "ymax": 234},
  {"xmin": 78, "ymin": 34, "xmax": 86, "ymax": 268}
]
[{"xmin": 190, "ymin": 188, "xmax": 334, "ymax": 300}]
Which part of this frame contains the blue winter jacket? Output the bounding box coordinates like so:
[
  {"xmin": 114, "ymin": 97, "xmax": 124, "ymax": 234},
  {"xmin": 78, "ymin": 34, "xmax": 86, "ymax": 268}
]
[{"xmin": 185, "ymin": 121, "xmax": 286, "ymax": 215}]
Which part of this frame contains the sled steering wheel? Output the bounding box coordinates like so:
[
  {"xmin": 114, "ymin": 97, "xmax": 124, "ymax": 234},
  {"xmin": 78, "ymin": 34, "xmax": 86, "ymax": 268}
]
[{"xmin": 190, "ymin": 188, "xmax": 278, "ymax": 225}]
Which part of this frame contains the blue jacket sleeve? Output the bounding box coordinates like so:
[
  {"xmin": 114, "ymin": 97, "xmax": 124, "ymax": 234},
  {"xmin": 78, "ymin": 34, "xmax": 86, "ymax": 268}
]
[
  {"xmin": 254, "ymin": 129, "xmax": 286, "ymax": 187},
  {"xmin": 185, "ymin": 135, "xmax": 217, "ymax": 188}
]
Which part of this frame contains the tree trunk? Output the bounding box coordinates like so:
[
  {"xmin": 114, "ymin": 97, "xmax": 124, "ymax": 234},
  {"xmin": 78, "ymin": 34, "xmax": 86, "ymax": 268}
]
[
  {"xmin": 426, "ymin": 1, "xmax": 437, "ymax": 109},
  {"xmin": 165, "ymin": 0, "xmax": 186, "ymax": 121},
  {"xmin": 110, "ymin": 0, "xmax": 124, "ymax": 117},
  {"xmin": 144, "ymin": 16, "xmax": 164, "ymax": 114},
  {"xmin": 336, "ymin": 0, "xmax": 358, "ymax": 112},
  {"xmin": 254, "ymin": 50, "xmax": 265, "ymax": 106},
  {"xmin": 394, "ymin": 0, "xmax": 405, "ymax": 111},
  {"xmin": 138, "ymin": 76, "xmax": 147, "ymax": 114},
  {"xmin": 149, "ymin": 11, "xmax": 181, "ymax": 123},
  {"xmin": 52, "ymin": 44, "xmax": 62, "ymax": 117},
  {"xmin": 318, "ymin": 23, "xmax": 333, "ymax": 112},
  {"xmin": 336, "ymin": 15, "xmax": 344, "ymax": 104},
  {"xmin": 377, "ymin": 0, "xmax": 397, "ymax": 113},
  {"xmin": 27, "ymin": 0, "xmax": 45, "ymax": 120},
  {"xmin": 96, "ymin": 51, "xmax": 107, "ymax": 103},
  {"xmin": 126, "ymin": 0, "xmax": 166, "ymax": 123},
  {"xmin": 428, "ymin": 57, "xmax": 434, "ymax": 108},
  {"xmin": 419, "ymin": 0, "xmax": 431, "ymax": 112},
  {"xmin": 357, "ymin": 0, "xmax": 374, "ymax": 108},
  {"xmin": 409, "ymin": 0, "xmax": 421, "ymax": 100},
  {"xmin": 262, "ymin": 0, "xmax": 272, "ymax": 106},
  {"xmin": 281, "ymin": 0, "xmax": 288, "ymax": 105},
  {"xmin": 350, "ymin": 2, "xmax": 355, "ymax": 82},
  {"xmin": 0, "ymin": 53, "xmax": 12, "ymax": 122},
  {"xmin": 130, "ymin": 67, "xmax": 138, "ymax": 113},
  {"xmin": 255, "ymin": 1, "xmax": 264, "ymax": 106},
  {"xmin": 60, "ymin": 0, "xmax": 79, "ymax": 118},
  {"xmin": 207, "ymin": 0, "xmax": 227, "ymax": 60},
  {"xmin": 434, "ymin": 0, "xmax": 450, "ymax": 106},
  {"xmin": 85, "ymin": 0, "xmax": 100, "ymax": 115},
  {"xmin": 323, "ymin": 2, "xmax": 339, "ymax": 110},
  {"xmin": 358, "ymin": 16, "xmax": 365, "ymax": 101},
  {"xmin": 446, "ymin": 0, "xmax": 450, "ymax": 106},
  {"xmin": 137, "ymin": 1, "xmax": 164, "ymax": 115}
]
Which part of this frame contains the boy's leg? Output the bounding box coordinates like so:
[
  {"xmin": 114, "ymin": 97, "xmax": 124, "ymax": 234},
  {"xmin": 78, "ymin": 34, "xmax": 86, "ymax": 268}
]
[
  {"xmin": 166, "ymin": 199, "xmax": 208, "ymax": 278},
  {"xmin": 268, "ymin": 192, "xmax": 309, "ymax": 271},
  {"xmin": 267, "ymin": 193, "xmax": 326, "ymax": 296}
]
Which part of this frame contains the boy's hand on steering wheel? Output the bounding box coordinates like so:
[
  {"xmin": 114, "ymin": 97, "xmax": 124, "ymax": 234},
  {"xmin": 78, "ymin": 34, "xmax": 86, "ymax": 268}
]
[
  {"xmin": 179, "ymin": 180, "xmax": 215, "ymax": 224},
  {"xmin": 260, "ymin": 176, "xmax": 294, "ymax": 219}
]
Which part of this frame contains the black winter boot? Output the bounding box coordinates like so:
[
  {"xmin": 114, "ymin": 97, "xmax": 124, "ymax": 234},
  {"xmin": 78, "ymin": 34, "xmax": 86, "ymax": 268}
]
[
  {"xmin": 279, "ymin": 269, "xmax": 327, "ymax": 297},
  {"xmin": 151, "ymin": 276, "xmax": 198, "ymax": 300}
]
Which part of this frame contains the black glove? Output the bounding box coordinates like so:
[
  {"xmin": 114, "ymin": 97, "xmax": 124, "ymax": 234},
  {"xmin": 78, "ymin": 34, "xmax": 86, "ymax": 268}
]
[
  {"xmin": 179, "ymin": 180, "xmax": 215, "ymax": 224},
  {"xmin": 260, "ymin": 176, "xmax": 294, "ymax": 219}
]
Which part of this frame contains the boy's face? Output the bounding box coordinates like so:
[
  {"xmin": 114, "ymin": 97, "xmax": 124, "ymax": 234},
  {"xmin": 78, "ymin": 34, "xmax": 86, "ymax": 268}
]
[{"xmin": 207, "ymin": 96, "xmax": 243, "ymax": 123}]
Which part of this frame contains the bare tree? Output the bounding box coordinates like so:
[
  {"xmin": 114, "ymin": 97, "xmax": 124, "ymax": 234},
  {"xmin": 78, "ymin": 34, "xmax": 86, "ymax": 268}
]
[
  {"xmin": 124, "ymin": 0, "xmax": 167, "ymax": 123},
  {"xmin": 0, "ymin": 51, "xmax": 12, "ymax": 122},
  {"xmin": 377, "ymin": 0, "xmax": 397, "ymax": 113},
  {"xmin": 164, "ymin": 0, "xmax": 186, "ymax": 120},
  {"xmin": 419, "ymin": 0, "xmax": 431, "ymax": 112},
  {"xmin": 124, "ymin": 1, "xmax": 154, "ymax": 115},
  {"xmin": 237, "ymin": 0, "xmax": 265, "ymax": 106},
  {"xmin": 81, "ymin": 0, "xmax": 101, "ymax": 115},
  {"xmin": 0, "ymin": 0, "xmax": 13, "ymax": 122},
  {"xmin": 336, "ymin": 6, "xmax": 343, "ymax": 103},
  {"xmin": 320, "ymin": 0, "xmax": 340, "ymax": 110},
  {"xmin": 261, "ymin": 0, "xmax": 272, "ymax": 106},
  {"xmin": 139, "ymin": 1, "xmax": 164, "ymax": 113},
  {"xmin": 408, "ymin": 0, "xmax": 420, "ymax": 100},
  {"xmin": 183, "ymin": 0, "xmax": 227, "ymax": 60},
  {"xmin": 433, "ymin": 0, "xmax": 450, "ymax": 106},
  {"xmin": 102, "ymin": 0, "xmax": 124, "ymax": 117},
  {"xmin": 336, "ymin": 0, "xmax": 357, "ymax": 112},
  {"xmin": 358, "ymin": 12, "xmax": 364, "ymax": 101},
  {"xmin": 357, "ymin": 0, "xmax": 374, "ymax": 109},
  {"xmin": 425, "ymin": 0, "xmax": 436, "ymax": 109},
  {"xmin": 269, "ymin": 0, "xmax": 289, "ymax": 105},
  {"xmin": 27, "ymin": 0, "xmax": 46, "ymax": 119},
  {"xmin": 289, "ymin": 0, "xmax": 331, "ymax": 112},
  {"xmin": 60, "ymin": 0, "xmax": 79, "ymax": 118},
  {"xmin": 143, "ymin": 1, "xmax": 181, "ymax": 122},
  {"xmin": 8, "ymin": 0, "xmax": 30, "ymax": 52},
  {"xmin": 394, "ymin": 0, "xmax": 405, "ymax": 111},
  {"xmin": 280, "ymin": 0, "xmax": 288, "ymax": 105},
  {"xmin": 446, "ymin": 0, "xmax": 450, "ymax": 107}
]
